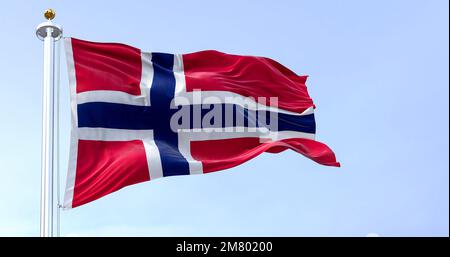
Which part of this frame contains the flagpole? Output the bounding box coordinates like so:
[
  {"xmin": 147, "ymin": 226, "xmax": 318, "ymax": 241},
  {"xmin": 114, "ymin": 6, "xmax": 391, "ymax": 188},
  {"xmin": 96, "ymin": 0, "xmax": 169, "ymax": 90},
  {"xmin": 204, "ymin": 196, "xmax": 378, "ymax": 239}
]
[{"xmin": 36, "ymin": 9, "xmax": 63, "ymax": 237}]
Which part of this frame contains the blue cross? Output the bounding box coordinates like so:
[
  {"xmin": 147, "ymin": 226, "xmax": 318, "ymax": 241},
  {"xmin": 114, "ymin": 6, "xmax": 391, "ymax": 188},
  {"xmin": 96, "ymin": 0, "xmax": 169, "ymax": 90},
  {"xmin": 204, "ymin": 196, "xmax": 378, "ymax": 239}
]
[{"xmin": 77, "ymin": 53, "xmax": 316, "ymax": 177}]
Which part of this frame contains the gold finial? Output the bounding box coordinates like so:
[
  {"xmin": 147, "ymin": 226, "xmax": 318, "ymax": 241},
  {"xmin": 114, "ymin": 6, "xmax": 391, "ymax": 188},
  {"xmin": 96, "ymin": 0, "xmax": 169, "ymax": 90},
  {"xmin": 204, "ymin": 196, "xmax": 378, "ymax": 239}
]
[{"xmin": 44, "ymin": 9, "xmax": 56, "ymax": 20}]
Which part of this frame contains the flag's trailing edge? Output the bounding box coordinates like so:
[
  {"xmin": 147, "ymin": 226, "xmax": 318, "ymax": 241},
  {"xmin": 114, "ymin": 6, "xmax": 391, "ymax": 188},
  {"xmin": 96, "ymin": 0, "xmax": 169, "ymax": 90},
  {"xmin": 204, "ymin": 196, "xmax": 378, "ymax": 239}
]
[{"xmin": 63, "ymin": 37, "xmax": 340, "ymax": 209}]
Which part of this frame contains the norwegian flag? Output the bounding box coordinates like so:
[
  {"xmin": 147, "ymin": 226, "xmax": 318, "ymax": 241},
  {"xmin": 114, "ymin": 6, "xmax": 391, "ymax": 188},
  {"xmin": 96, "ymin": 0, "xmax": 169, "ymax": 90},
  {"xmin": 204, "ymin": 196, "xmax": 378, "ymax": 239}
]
[{"xmin": 63, "ymin": 37, "xmax": 339, "ymax": 209}]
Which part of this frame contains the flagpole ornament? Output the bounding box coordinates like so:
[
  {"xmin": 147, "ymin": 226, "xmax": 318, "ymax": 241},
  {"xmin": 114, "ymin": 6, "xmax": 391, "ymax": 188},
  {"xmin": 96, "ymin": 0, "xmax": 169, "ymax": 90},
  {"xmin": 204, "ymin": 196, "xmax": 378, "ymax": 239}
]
[
  {"xmin": 36, "ymin": 9, "xmax": 62, "ymax": 41},
  {"xmin": 44, "ymin": 8, "xmax": 56, "ymax": 20},
  {"xmin": 36, "ymin": 9, "xmax": 62, "ymax": 237}
]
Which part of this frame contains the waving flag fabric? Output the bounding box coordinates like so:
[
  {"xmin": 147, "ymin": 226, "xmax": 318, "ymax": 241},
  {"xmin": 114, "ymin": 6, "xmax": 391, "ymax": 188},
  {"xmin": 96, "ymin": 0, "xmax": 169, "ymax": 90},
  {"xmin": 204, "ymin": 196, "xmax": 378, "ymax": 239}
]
[{"xmin": 64, "ymin": 37, "xmax": 339, "ymax": 209}]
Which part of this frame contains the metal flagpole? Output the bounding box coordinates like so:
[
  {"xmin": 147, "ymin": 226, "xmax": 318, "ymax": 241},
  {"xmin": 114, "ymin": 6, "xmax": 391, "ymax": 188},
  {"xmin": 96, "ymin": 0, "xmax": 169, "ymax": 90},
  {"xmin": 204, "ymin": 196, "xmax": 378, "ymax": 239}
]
[
  {"xmin": 36, "ymin": 9, "xmax": 63, "ymax": 237},
  {"xmin": 55, "ymin": 33, "xmax": 61, "ymax": 238}
]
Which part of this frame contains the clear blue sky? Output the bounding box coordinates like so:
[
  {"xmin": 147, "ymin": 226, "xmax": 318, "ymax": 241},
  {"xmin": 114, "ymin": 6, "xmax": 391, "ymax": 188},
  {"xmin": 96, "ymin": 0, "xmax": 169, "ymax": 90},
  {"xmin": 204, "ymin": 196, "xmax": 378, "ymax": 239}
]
[{"xmin": 0, "ymin": 0, "xmax": 448, "ymax": 236}]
